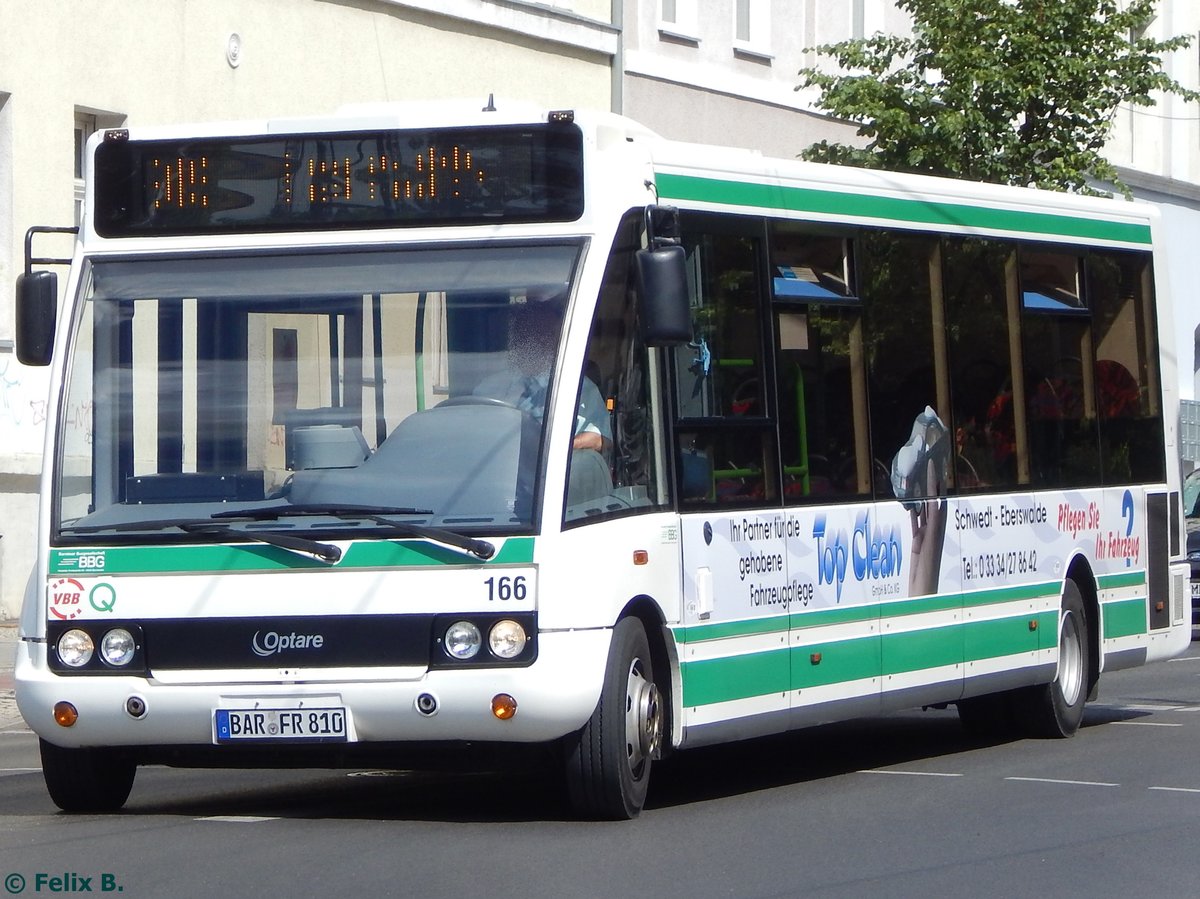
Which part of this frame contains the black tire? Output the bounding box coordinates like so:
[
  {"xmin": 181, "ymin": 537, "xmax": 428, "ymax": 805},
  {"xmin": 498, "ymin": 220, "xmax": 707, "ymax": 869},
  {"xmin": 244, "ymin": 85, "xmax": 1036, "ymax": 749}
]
[
  {"xmin": 1019, "ymin": 579, "xmax": 1090, "ymax": 738},
  {"xmin": 563, "ymin": 618, "xmax": 663, "ymax": 820},
  {"xmin": 39, "ymin": 739, "xmax": 136, "ymax": 813}
]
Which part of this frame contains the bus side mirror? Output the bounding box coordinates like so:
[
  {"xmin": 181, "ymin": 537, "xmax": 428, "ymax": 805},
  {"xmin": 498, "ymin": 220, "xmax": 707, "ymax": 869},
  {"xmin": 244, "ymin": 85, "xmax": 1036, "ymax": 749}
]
[
  {"xmin": 16, "ymin": 270, "xmax": 58, "ymax": 366},
  {"xmin": 636, "ymin": 245, "xmax": 691, "ymax": 346}
]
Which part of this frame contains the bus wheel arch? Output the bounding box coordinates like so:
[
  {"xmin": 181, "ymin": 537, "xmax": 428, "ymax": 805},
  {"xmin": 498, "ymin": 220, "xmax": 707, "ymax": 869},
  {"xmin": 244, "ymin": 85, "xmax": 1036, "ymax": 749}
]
[{"xmin": 1064, "ymin": 556, "xmax": 1101, "ymax": 701}]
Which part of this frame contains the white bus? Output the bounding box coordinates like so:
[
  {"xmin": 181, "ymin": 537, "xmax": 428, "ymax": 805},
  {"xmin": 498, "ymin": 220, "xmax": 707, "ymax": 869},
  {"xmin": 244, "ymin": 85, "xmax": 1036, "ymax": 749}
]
[{"xmin": 14, "ymin": 101, "xmax": 1192, "ymax": 819}]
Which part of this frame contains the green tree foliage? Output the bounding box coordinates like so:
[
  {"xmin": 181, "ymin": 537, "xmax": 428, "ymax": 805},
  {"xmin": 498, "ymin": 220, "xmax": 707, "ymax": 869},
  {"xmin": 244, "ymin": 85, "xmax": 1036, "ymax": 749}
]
[{"xmin": 797, "ymin": 0, "xmax": 1198, "ymax": 194}]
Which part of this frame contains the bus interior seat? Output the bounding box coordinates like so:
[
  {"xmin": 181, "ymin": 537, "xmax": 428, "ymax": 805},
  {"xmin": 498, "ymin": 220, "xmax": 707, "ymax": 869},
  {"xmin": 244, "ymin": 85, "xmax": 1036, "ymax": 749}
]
[
  {"xmin": 282, "ymin": 407, "xmax": 365, "ymax": 470},
  {"xmin": 290, "ymin": 424, "xmax": 371, "ymax": 470},
  {"xmin": 567, "ymin": 448, "xmax": 613, "ymax": 507}
]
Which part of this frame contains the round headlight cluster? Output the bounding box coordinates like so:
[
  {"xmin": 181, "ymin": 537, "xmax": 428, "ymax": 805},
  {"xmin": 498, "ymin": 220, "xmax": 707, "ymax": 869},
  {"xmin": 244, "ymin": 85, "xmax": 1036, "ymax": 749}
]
[
  {"xmin": 100, "ymin": 628, "xmax": 137, "ymax": 667},
  {"xmin": 56, "ymin": 627, "xmax": 138, "ymax": 669},
  {"xmin": 488, "ymin": 619, "xmax": 528, "ymax": 659},
  {"xmin": 442, "ymin": 619, "xmax": 528, "ymax": 661},
  {"xmin": 57, "ymin": 629, "xmax": 94, "ymax": 668},
  {"xmin": 444, "ymin": 621, "xmax": 482, "ymax": 660}
]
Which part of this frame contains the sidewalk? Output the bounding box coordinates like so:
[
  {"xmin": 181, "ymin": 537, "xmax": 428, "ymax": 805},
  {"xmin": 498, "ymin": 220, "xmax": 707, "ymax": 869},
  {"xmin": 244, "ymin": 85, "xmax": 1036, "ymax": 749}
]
[{"xmin": 0, "ymin": 621, "xmax": 26, "ymax": 732}]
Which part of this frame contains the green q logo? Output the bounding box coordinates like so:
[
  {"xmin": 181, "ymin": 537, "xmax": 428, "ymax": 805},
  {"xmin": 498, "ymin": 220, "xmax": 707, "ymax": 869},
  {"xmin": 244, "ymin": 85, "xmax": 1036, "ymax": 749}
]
[{"xmin": 89, "ymin": 583, "xmax": 117, "ymax": 613}]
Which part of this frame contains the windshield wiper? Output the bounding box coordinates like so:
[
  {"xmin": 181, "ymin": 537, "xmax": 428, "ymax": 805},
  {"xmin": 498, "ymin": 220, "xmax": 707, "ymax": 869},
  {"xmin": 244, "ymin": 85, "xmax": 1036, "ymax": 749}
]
[
  {"xmin": 213, "ymin": 503, "xmax": 496, "ymax": 561},
  {"xmin": 180, "ymin": 523, "xmax": 342, "ymax": 564},
  {"xmin": 61, "ymin": 518, "xmax": 342, "ymax": 564}
]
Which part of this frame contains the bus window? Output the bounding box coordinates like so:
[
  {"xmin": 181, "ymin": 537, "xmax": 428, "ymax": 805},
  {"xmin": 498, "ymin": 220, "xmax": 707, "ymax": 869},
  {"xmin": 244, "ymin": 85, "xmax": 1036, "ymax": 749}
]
[
  {"xmin": 1020, "ymin": 248, "xmax": 1101, "ymax": 488},
  {"xmin": 859, "ymin": 231, "xmax": 944, "ymax": 499},
  {"xmin": 673, "ymin": 215, "xmax": 777, "ymax": 506},
  {"xmin": 1087, "ymin": 251, "xmax": 1165, "ymax": 484},
  {"xmin": 942, "ymin": 238, "xmax": 1020, "ymax": 491},
  {"xmin": 769, "ymin": 222, "xmax": 869, "ymax": 501},
  {"xmin": 565, "ymin": 212, "xmax": 666, "ymax": 522}
]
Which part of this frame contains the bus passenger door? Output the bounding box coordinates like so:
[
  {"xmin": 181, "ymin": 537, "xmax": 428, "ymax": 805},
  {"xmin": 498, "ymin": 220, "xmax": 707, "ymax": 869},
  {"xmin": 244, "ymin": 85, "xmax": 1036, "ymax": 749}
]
[
  {"xmin": 672, "ymin": 215, "xmax": 792, "ymax": 745},
  {"xmin": 767, "ymin": 223, "xmax": 885, "ymax": 725}
]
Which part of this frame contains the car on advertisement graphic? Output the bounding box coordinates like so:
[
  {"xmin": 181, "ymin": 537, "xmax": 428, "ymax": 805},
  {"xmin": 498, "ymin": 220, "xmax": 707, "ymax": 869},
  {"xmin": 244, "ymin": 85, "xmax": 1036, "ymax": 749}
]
[{"xmin": 1185, "ymin": 468, "xmax": 1200, "ymax": 625}]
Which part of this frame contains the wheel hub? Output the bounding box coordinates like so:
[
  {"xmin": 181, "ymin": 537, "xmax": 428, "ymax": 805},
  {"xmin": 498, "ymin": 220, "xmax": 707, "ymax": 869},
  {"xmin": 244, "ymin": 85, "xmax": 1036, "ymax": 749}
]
[{"xmin": 625, "ymin": 658, "xmax": 663, "ymax": 775}]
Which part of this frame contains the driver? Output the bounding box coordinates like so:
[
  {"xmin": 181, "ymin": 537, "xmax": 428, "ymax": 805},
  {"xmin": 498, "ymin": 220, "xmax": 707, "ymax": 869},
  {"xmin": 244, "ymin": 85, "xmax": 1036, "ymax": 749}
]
[{"xmin": 472, "ymin": 298, "xmax": 611, "ymax": 453}]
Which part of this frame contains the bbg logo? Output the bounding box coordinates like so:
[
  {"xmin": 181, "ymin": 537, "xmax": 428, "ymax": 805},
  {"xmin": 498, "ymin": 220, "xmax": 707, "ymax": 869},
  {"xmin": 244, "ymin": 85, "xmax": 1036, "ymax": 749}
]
[
  {"xmin": 251, "ymin": 630, "xmax": 326, "ymax": 657},
  {"xmin": 813, "ymin": 510, "xmax": 903, "ymax": 601}
]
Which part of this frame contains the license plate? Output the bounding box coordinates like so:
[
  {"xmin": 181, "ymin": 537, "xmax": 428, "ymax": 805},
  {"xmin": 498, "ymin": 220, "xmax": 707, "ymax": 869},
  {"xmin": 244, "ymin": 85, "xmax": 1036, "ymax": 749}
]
[
  {"xmin": 215, "ymin": 707, "xmax": 348, "ymax": 743},
  {"xmin": 1192, "ymin": 582, "xmax": 1200, "ymax": 600}
]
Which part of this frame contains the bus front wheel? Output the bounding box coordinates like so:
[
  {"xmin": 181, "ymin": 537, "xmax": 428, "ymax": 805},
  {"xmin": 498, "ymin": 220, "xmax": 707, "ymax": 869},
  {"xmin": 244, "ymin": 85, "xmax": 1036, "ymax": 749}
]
[
  {"xmin": 39, "ymin": 739, "xmax": 136, "ymax": 813},
  {"xmin": 563, "ymin": 617, "xmax": 663, "ymax": 820}
]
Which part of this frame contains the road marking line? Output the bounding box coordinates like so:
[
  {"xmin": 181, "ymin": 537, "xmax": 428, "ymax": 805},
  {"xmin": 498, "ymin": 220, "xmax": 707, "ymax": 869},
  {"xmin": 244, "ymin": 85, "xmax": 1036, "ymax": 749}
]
[
  {"xmin": 858, "ymin": 769, "xmax": 963, "ymax": 778},
  {"xmin": 1120, "ymin": 704, "xmax": 1185, "ymax": 712},
  {"xmin": 197, "ymin": 815, "xmax": 279, "ymax": 823},
  {"xmin": 1005, "ymin": 776, "xmax": 1118, "ymax": 787},
  {"xmin": 1114, "ymin": 721, "xmax": 1183, "ymax": 727},
  {"xmin": 1149, "ymin": 786, "xmax": 1200, "ymax": 794}
]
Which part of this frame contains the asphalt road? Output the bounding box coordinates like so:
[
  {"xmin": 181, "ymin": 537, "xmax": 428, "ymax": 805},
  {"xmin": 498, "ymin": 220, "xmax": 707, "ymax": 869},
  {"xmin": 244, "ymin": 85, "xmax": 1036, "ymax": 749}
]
[{"xmin": 2, "ymin": 626, "xmax": 1199, "ymax": 899}]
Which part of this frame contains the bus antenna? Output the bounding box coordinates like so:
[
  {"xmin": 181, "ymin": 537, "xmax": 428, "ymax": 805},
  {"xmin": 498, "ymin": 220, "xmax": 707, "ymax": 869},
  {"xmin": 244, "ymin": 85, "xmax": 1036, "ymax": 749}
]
[{"xmin": 482, "ymin": 93, "xmax": 496, "ymax": 112}]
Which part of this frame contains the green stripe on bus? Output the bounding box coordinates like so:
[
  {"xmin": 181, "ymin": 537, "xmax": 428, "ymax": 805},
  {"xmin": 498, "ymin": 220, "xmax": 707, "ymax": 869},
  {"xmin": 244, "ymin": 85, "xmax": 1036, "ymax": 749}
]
[
  {"xmin": 48, "ymin": 537, "xmax": 535, "ymax": 574},
  {"xmin": 677, "ymin": 615, "xmax": 790, "ymax": 642},
  {"xmin": 1097, "ymin": 570, "xmax": 1146, "ymax": 590},
  {"xmin": 1102, "ymin": 597, "xmax": 1147, "ymax": 639},
  {"xmin": 793, "ymin": 636, "xmax": 882, "ymax": 690},
  {"xmin": 676, "ymin": 580, "xmax": 1061, "ymax": 644},
  {"xmin": 655, "ymin": 173, "xmax": 1153, "ymax": 246},
  {"xmin": 680, "ymin": 611, "xmax": 1060, "ymax": 707},
  {"xmin": 681, "ymin": 648, "xmax": 791, "ymax": 706}
]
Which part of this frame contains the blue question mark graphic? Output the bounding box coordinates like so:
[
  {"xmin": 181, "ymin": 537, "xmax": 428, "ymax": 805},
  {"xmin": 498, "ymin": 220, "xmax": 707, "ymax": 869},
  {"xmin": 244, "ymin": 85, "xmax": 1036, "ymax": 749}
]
[{"xmin": 1121, "ymin": 489, "xmax": 1134, "ymax": 568}]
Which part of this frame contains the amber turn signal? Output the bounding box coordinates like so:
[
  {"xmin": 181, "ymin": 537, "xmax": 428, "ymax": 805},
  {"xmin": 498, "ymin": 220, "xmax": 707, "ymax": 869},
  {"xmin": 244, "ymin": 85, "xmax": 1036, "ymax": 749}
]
[
  {"xmin": 491, "ymin": 693, "xmax": 518, "ymax": 720},
  {"xmin": 53, "ymin": 701, "xmax": 79, "ymax": 727}
]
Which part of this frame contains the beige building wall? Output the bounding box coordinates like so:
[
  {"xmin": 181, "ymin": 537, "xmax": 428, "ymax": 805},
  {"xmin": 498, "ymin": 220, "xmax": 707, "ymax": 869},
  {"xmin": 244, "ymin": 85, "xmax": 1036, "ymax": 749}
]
[
  {"xmin": 0, "ymin": 0, "xmax": 615, "ymax": 618},
  {"xmin": 618, "ymin": 0, "xmax": 914, "ymax": 155}
]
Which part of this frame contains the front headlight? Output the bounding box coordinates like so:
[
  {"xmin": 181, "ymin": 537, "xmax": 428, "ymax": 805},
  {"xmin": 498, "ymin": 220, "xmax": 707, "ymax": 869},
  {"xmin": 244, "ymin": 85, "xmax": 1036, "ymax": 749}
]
[
  {"xmin": 100, "ymin": 628, "xmax": 137, "ymax": 667},
  {"xmin": 488, "ymin": 619, "xmax": 528, "ymax": 659},
  {"xmin": 57, "ymin": 629, "xmax": 95, "ymax": 668},
  {"xmin": 444, "ymin": 621, "xmax": 482, "ymax": 659}
]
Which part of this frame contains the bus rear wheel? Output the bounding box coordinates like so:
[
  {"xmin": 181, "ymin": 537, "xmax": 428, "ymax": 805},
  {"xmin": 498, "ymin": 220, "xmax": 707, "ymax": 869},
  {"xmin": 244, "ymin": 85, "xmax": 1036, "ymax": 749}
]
[
  {"xmin": 563, "ymin": 617, "xmax": 662, "ymax": 820},
  {"xmin": 1019, "ymin": 579, "xmax": 1090, "ymax": 738},
  {"xmin": 39, "ymin": 739, "xmax": 136, "ymax": 813}
]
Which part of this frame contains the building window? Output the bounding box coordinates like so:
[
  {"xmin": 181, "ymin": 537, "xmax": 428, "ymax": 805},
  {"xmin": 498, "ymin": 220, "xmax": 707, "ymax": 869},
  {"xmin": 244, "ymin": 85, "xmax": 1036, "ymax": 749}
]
[
  {"xmin": 74, "ymin": 112, "xmax": 97, "ymax": 226},
  {"xmin": 659, "ymin": 0, "xmax": 698, "ymax": 41},
  {"xmin": 734, "ymin": 0, "xmax": 771, "ymax": 55},
  {"xmin": 74, "ymin": 108, "xmax": 126, "ymax": 226}
]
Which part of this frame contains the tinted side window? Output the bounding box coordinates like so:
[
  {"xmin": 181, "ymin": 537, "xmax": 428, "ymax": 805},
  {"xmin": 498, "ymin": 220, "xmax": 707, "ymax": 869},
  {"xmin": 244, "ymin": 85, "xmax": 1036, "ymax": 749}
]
[
  {"xmin": 1020, "ymin": 248, "xmax": 1101, "ymax": 488},
  {"xmin": 1087, "ymin": 251, "xmax": 1165, "ymax": 484},
  {"xmin": 859, "ymin": 231, "xmax": 943, "ymax": 499},
  {"xmin": 769, "ymin": 222, "xmax": 870, "ymax": 502},
  {"xmin": 674, "ymin": 215, "xmax": 778, "ymax": 506},
  {"xmin": 943, "ymin": 238, "xmax": 1020, "ymax": 491}
]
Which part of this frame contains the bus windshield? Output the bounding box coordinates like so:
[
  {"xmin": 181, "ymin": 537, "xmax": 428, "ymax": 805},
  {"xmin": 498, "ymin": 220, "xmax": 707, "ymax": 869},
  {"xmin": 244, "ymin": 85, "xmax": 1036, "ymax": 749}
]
[{"xmin": 55, "ymin": 243, "xmax": 583, "ymax": 539}]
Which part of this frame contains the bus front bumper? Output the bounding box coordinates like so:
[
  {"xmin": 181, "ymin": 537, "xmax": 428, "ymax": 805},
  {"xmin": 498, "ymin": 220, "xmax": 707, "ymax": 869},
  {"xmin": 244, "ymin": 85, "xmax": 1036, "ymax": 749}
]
[{"xmin": 15, "ymin": 629, "xmax": 611, "ymax": 751}]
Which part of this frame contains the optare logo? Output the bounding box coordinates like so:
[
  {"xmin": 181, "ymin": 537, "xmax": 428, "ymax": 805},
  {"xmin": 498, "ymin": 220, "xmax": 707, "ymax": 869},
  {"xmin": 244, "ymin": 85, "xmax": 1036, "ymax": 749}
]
[{"xmin": 251, "ymin": 630, "xmax": 326, "ymax": 657}]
